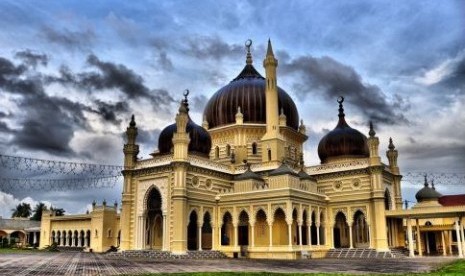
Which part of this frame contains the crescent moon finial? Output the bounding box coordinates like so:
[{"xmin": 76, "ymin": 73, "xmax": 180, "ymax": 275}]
[
  {"xmin": 245, "ymin": 39, "xmax": 252, "ymax": 49},
  {"xmin": 337, "ymin": 96, "xmax": 344, "ymax": 104},
  {"xmin": 183, "ymin": 89, "xmax": 189, "ymax": 99}
]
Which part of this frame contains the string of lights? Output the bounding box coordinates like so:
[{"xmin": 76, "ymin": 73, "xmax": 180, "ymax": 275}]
[{"xmin": 0, "ymin": 176, "xmax": 120, "ymax": 192}]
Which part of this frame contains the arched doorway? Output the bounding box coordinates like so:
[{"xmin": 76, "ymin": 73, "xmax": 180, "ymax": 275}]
[
  {"xmin": 202, "ymin": 212, "xmax": 212, "ymax": 250},
  {"xmin": 62, "ymin": 231, "xmax": 66, "ymax": 246},
  {"xmin": 51, "ymin": 231, "xmax": 56, "ymax": 244},
  {"xmin": 145, "ymin": 188, "xmax": 163, "ymax": 249},
  {"xmin": 384, "ymin": 189, "xmax": 391, "ymax": 210},
  {"xmin": 302, "ymin": 210, "xmax": 308, "ymax": 245},
  {"xmin": 80, "ymin": 230, "xmax": 85, "ymax": 247},
  {"xmin": 238, "ymin": 211, "xmax": 249, "ymax": 246},
  {"xmin": 86, "ymin": 230, "xmax": 91, "ymax": 247},
  {"xmin": 352, "ymin": 211, "xmax": 369, "ymax": 248},
  {"xmin": 333, "ymin": 212, "xmax": 349, "ymax": 248},
  {"xmin": 254, "ymin": 209, "xmax": 269, "ymax": 246},
  {"xmin": 221, "ymin": 212, "xmax": 233, "ymax": 246},
  {"xmin": 56, "ymin": 231, "xmax": 61, "ymax": 246},
  {"xmin": 187, "ymin": 210, "xmax": 198, "ymax": 250},
  {"xmin": 272, "ymin": 208, "xmax": 288, "ymax": 245},
  {"xmin": 67, "ymin": 230, "xmax": 72, "ymax": 246},
  {"xmin": 74, "ymin": 230, "xmax": 79, "ymax": 247},
  {"xmin": 311, "ymin": 211, "xmax": 317, "ymax": 245}
]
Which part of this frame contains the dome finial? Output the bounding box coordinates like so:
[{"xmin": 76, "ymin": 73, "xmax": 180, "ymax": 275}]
[
  {"xmin": 432, "ymin": 179, "xmax": 436, "ymax": 190},
  {"xmin": 337, "ymin": 96, "xmax": 345, "ymax": 118},
  {"xmin": 179, "ymin": 89, "xmax": 190, "ymax": 113},
  {"xmin": 369, "ymin": 121, "xmax": 376, "ymax": 137},
  {"xmin": 245, "ymin": 39, "xmax": 253, "ymax": 65},
  {"xmin": 388, "ymin": 137, "xmax": 395, "ymax": 150},
  {"xmin": 130, "ymin": 114, "xmax": 136, "ymax": 127},
  {"xmin": 424, "ymin": 174, "xmax": 428, "ymax": 187}
]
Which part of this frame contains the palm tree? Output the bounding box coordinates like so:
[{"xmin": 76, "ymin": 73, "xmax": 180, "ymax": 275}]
[
  {"xmin": 31, "ymin": 202, "xmax": 48, "ymax": 221},
  {"xmin": 11, "ymin": 203, "xmax": 32, "ymax": 218}
]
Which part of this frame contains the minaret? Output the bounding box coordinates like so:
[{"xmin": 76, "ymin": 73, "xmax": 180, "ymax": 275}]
[
  {"xmin": 171, "ymin": 90, "xmax": 190, "ymax": 254},
  {"xmin": 121, "ymin": 115, "xmax": 139, "ymax": 250},
  {"xmin": 261, "ymin": 39, "xmax": 285, "ymax": 162},
  {"xmin": 172, "ymin": 90, "xmax": 191, "ymax": 162},
  {"xmin": 123, "ymin": 115, "xmax": 139, "ymax": 169},
  {"xmin": 263, "ymin": 39, "xmax": 279, "ymax": 136},
  {"xmin": 387, "ymin": 138, "xmax": 403, "ymax": 209},
  {"xmin": 367, "ymin": 121, "xmax": 381, "ymax": 166}
]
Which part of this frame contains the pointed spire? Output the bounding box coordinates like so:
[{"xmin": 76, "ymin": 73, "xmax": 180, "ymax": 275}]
[
  {"xmin": 266, "ymin": 38, "xmax": 274, "ymax": 57},
  {"xmin": 337, "ymin": 96, "xmax": 345, "ymax": 118},
  {"xmin": 245, "ymin": 39, "xmax": 253, "ymax": 65},
  {"xmin": 369, "ymin": 121, "xmax": 376, "ymax": 137},
  {"xmin": 432, "ymin": 179, "xmax": 436, "ymax": 190},
  {"xmin": 424, "ymin": 174, "xmax": 429, "ymax": 187},
  {"xmin": 388, "ymin": 137, "xmax": 395, "ymax": 150},
  {"xmin": 129, "ymin": 114, "xmax": 136, "ymax": 127},
  {"xmin": 179, "ymin": 89, "xmax": 190, "ymax": 114}
]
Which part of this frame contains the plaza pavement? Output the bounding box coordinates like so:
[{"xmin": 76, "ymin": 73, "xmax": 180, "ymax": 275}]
[{"xmin": 0, "ymin": 252, "xmax": 457, "ymax": 275}]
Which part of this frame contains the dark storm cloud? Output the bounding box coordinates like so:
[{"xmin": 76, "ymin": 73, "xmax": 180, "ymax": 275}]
[
  {"xmin": 433, "ymin": 53, "xmax": 465, "ymax": 93},
  {"xmin": 0, "ymin": 121, "xmax": 12, "ymax": 133},
  {"xmin": 0, "ymin": 55, "xmax": 91, "ymax": 156},
  {"xmin": 186, "ymin": 35, "xmax": 243, "ymax": 60},
  {"xmin": 41, "ymin": 25, "xmax": 96, "ymax": 50},
  {"xmin": 83, "ymin": 54, "xmax": 175, "ymax": 107},
  {"xmin": 14, "ymin": 50, "xmax": 49, "ymax": 68},
  {"xmin": 280, "ymin": 55, "xmax": 409, "ymax": 125},
  {"xmin": 93, "ymin": 100, "xmax": 129, "ymax": 124}
]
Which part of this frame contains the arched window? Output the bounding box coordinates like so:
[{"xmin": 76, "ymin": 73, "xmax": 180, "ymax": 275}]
[
  {"xmin": 215, "ymin": 146, "xmax": 219, "ymax": 159},
  {"xmin": 226, "ymin": 144, "xmax": 231, "ymax": 156},
  {"xmin": 384, "ymin": 189, "xmax": 392, "ymax": 210},
  {"xmin": 107, "ymin": 229, "xmax": 112, "ymax": 238},
  {"xmin": 252, "ymin": 143, "xmax": 257, "ymax": 155},
  {"xmin": 267, "ymin": 149, "xmax": 271, "ymax": 161}
]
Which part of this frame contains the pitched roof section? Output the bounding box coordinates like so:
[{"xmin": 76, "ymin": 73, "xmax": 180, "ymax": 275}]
[
  {"xmin": 439, "ymin": 194, "xmax": 465, "ymax": 206},
  {"xmin": 298, "ymin": 169, "xmax": 315, "ymax": 181},
  {"xmin": 235, "ymin": 168, "xmax": 263, "ymax": 182},
  {"xmin": 269, "ymin": 163, "xmax": 299, "ymax": 177}
]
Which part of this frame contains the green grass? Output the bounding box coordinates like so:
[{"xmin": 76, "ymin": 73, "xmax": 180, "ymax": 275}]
[{"xmin": 0, "ymin": 247, "xmax": 42, "ymax": 254}]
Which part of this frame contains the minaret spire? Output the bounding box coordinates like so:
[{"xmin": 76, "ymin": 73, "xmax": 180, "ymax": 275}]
[
  {"xmin": 266, "ymin": 38, "xmax": 274, "ymax": 57},
  {"xmin": 245, "ymin": 39, "xmax": 253, "ymax": 65}
]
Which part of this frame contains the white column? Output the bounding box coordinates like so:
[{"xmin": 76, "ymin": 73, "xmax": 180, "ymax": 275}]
[
  {"xmin": 455, "ymin": 217, "xmax": 463, "ymax": 258},
  {"xmin": 33, "ymin": 232, "xmax": 38, "ymax": 244},
  {"xmin": 316, "ymin": 223, "xmax": 321, "ymax": 246},
  {"xmin": 368, "ymin": 224, "xmax": 372, "ymax": 248},
  {"xmin": 460, "ymin": 218, "xmax": 465, "ymax": 255},
  {"xmin": 298, "ymin": 224, "xmax": 303, "ymax": 249},
  {"xmin": 234, "ymin": 223, "xmax": 238, "ymax": 249},
  {"xmin": 198, "ymin": 225, "xmax": 202, "ymax": 251},
  {"xmin": 251, "ymin": 224, "xmax": 255, "ymax": 248},
  {"xmin": 442, "ymin": 231, "xmax": 447, "ymax": 256},
  {"xmin": 416, "ymin": 219, "xmax": 422, "ymax": 256},
  {"xmin": 162, "ymin": 214, "xmax": 167, "ymax": 251},
  {"xmin": 349, "ymin": 225, "xmax": 353, "ymax": 249},
  {"xmin": 288, "ymin": 223, "xmax": 292, "ymax": 248},
  {"xmin": 407, "ymin": 219, "xmax": 414, "ymax": 257},
  {"xmin": 217, "ymin": 225, "xmax": 222, "ymax": 249},
  {"xmin": 268, "ymin": 222, "xmax": 273, "ymax": 248},
  {"xmin": 425, "ymin": 233, "xmax": 430, "ymax": 254},
  {"xmin": 449, "ymin": 230, "xmax": 453, "ymax": 255},
  {"xmin": 307, "ymin": 225, "xmax": 311, "ymax": 248}
]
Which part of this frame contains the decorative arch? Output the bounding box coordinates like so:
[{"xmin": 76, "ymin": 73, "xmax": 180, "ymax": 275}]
[
  {"xmin": 352, "ymin": 210, "xmax": 369, "ymax": 248},
  {"xmin": 187, "ymin": 209, "xmax": 198, "ymax": 250},
  {"xmin": 221, "ymin": 211, "xmax": 233, "ymax": 246},
  {"xmin": 332, "ymin": 208, "xmax": 348, "ymax": 226},
  {"xmin": 201, "ymin": 211, "xmax": 212, "ymax": 250},
  {"xmin": 238, "ymin": 210, "xmax": 250, "ymax": 246},
  {"xmin": 145, "ymin": 186, "xmax": 163, "ymax": 249},
  {"xmin": 333, "ymin": 211, "xmax": 349, "ymax": 248},
  {"xmin": 272, "ymin": 208, "xmax": 288, "ymax": 245},
  {"xmin": 188, "ymin": 207, "xmax": 201, "ymax": 223},
  {"xmin": 252, "ymin": 142, "xmax": 257, "ymax": 155},
  {"xmin": 384, "ymin": 188, "xmax": 392, "ymax": 210},
  {"xmin": 254, "ymin": 208, "xmax": 269, "ymax": 246}
]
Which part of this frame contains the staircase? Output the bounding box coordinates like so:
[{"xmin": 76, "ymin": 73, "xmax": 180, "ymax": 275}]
[
  {"xmin": 106, "ymin": 250, "xmax": 227, "ymax": 260},
  {"xmin": 390, "ymin": 247, "xmax": 409, "ymax": 258},
  {"xmin": 325, "ymin": 248, "xmax": 402, "ymax": 259}
]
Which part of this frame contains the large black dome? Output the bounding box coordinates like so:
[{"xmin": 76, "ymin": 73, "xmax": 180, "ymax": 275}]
[
  {"xmin": 203, "ymin": 62, "xmax": 299, "ymax": 130},
  {"xmin": 158, "ymin": 100, "xmax": 212, "ymax": 157},
  {"xmin": 318, "ymin": 98, "xmax": 369, "ymax": 163}
]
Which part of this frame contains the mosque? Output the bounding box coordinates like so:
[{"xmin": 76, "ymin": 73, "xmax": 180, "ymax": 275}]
[{"xmin": 39, "ymin": 40, "xmax": 465, "ymax": 259}]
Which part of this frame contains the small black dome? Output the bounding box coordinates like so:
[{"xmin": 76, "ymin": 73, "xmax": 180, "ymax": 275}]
[
  {"xmin": 415, "ymin": 179, "xmax": 442, "ymax": 202},
  {"xmin": 318, "ymin": 98, "xmax": 369, "ymax": 163},
  {"xmin": 158, "ymin": 98, "xmax": 212, "ymax": 157}
]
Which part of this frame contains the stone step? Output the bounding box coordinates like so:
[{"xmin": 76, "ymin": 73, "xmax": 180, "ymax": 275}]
[
  {"xmin": 106, "ymin": 250, "xmax": 227, "ymax": 260},
  {"xmin": 325, "ymin": 248, "xmax": 398, "ymax": 259}
]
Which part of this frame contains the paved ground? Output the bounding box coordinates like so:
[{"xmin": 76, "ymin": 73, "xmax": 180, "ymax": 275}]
[{"xmin": 0, "ymin": 252, "xmax": 457, "ymax": 275}]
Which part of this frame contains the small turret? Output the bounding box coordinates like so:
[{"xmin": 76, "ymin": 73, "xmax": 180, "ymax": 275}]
[
  {"xmin": 386, "ymin": 137, "xmax": 399, "ymax": 173},
  {"xmin": 235, "ymin": 106, "xmax": 244, "ymax": 125},
  {"xmin": 123, "ymin": 114, "xmax": 139, "ymax": 169},
  {"xmin": 366, "ymin": 121, "xmax": 381, "ymax": 165},
  {"xmin": 279, "ymin": 108, "xmax": 286, "ymax": 126}
]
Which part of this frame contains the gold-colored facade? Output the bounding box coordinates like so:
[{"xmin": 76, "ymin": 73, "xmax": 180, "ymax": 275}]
[{"xmin": 40, "ymin": 40, "xmax": 465, "ymax": 259}]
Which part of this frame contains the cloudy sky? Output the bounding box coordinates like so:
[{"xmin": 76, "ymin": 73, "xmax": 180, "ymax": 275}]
[{"xmin": 0, "ymin": 0, "xmax": 464, "ymax": 216}]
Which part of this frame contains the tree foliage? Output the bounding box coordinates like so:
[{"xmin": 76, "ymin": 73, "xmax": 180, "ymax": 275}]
[
  {"xmin": 30, "ymin": 202, "xmax": 48, "ymax": 221},
  {"xmin": 11, "ymin": 202, "xmax": 32, "ymax": 218}
]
